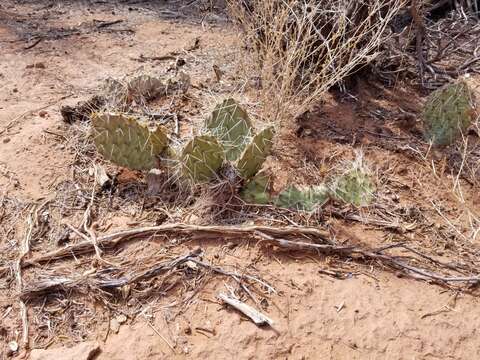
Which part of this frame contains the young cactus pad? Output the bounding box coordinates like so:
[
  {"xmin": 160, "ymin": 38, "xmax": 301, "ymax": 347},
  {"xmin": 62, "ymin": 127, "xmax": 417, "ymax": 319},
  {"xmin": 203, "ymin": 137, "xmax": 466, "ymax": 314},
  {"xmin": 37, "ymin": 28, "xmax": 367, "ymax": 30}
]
[
  {"xmin": 92, "ymin": 112, "xmax": 168, "ymax": 170},
  {"xmin": 236, "ymin": 126, "xmax": 274, "ymax": 179},
  {"xmin": 423, "ymin": 80, "xmax": 475, "ymax": 146},
  {"xmin": 331, "ymin": 168, "xmax": 375, "ymax": 207},
  {"xmin": 180, "ymin": 135, "xmax": 225, "ymax": 183},
  {"xmin": 205, "ymin": 98, "xmax": 253, "ymax": 161},
  {"xmin": 240, "ymin": 173, "xmax": 272, "ymax": 204},
  {"xmin": 275, "ymin": 185, "xmax": 330, "ymax": 211}
]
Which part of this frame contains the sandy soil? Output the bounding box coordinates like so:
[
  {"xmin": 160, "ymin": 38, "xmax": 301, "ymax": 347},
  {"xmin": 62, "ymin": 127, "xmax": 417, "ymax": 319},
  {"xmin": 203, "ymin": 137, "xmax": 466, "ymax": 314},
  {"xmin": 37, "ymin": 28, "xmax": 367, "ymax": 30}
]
[{"xmin": 1, "ymin": 1, "xmax": 480, "ymax": 359}]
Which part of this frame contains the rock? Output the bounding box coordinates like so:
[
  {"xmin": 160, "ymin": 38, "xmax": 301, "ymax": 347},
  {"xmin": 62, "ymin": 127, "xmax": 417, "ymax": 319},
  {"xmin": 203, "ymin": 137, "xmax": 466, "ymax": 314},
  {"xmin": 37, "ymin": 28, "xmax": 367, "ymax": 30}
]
[
  {"xmin": 110, "ymin": 318, "xmax": 122, "ymax": 333},
  {"xmin": 7, "ymin": 340, "xmax": 18, "ymax": 355},
  {"xmin": 93, "ymin": 164, "xmax": 111, "ymax": 188},
  {"xmin": 38, "ymin": 110, "xmax": 48, "ymax": 118},
  {"xmin": 116, "ymin": 314, "xmax": 127, "ymax": 324},
  {"xmin": 29, "ymin": 342, "xmax": 100, "ymax": 360}
]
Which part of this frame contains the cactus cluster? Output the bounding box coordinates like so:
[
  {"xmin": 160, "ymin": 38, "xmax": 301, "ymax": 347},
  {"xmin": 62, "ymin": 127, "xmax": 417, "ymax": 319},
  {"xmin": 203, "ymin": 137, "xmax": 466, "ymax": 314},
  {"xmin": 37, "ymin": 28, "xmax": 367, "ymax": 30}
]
[
  {"xmin": 91, "ymin": 98, "xmax": 274, "ymax": 186},
  {"xmin": 178, "ymin": 98, "xmax": 275, "ymax": 184},
  {"xmin": 330, "ymin": 168, "xmax": 375, "ymax": 207},
  {"xmin": 422, "ymin": 80, "xmax": 475, "ymax": 146},
  {"xmin": 90, "ymin": 97, "xmax": 375, "ymax": 212}
]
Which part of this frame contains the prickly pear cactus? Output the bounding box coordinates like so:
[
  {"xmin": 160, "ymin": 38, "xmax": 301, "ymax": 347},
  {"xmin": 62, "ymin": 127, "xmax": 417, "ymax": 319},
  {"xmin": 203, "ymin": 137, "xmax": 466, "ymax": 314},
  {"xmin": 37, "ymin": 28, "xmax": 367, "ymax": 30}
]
[
  {"xmin": 205, "ymin": 98, "xmax": 253, "ymax": 161},
  {"xmin": 331, "ymin": 167, "xmax": 375, "ymax": 207},
  {"xmin": 240, "ymin": 173, "xmax": 272, "ymax": 204},
  {"xmin": 275, "ymin": 185, "xmax": 330, "ymax": 211},
  {"xmin": 180, "ymin": 135, "xmax": 225, "ymax": 183},
  {"xmin": 127, "ymin": 75, "xmax": 166, "ymax": 102},
  {"xmin": 423, "ymin": 80, "xmax": 475, "ymax": 146},
  {"xmin": 104, "ymin": 73, "xmax": 190, "ymax": 108},
  {"xmin": 92, "ymin": 112, "xmax": 168, "ymax": 170},
  {"xmin": 236, "ymin": 126, "xmax": 274, "ymax": 179}
]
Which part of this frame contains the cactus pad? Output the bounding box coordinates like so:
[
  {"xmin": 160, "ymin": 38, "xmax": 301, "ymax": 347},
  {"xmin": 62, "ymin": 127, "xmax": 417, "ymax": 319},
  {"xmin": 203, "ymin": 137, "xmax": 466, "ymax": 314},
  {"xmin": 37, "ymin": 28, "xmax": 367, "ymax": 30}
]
[
  {"xmin": 240, "ymin": 173, "xmax": 272, "ymax": 204},
  {"xmin": 331, "ymin": 168, "xmax": 375, "ymax": 206},
  {"xmin": 236, "ymin": 126, "xmax": 274, "ymax": 179},
  {"xmin": 275, "ymin": 185, "xmax": 330, "ymax": 211},
  {"xmin": 423, "ymin": 81, "xmax": 475, "ymax": 146},
  {"xmin": 180, "ymin": 135, "xmax": 225, "ymax": 183},
  {"xmin": 205, "ymin": 98, "xmax": 253, "ymax": 161},
  {"xmin": 127, "ymin": 75, "xmax": 166, "ymax": 102},
  {"xmin": 104, "ymin": 73, "xmax": 190, "ymax": 108},
  {"xmin": 92, "ymin": 112, "xmax": 168, "ymax": 170}
]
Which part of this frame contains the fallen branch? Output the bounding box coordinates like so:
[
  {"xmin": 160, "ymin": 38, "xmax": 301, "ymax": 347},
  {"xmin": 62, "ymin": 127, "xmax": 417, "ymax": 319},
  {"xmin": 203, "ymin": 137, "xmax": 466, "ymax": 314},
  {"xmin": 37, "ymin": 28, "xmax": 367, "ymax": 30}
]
[
  {"xmin": 10, "ymin": 224, "xmax": 331, "ymax": 272},
  {"xmin": 218, "ymin": 293, "xmax": 274, "ymax": 327},
  {"xmin": 10, "ymin": 223, "xmax": 480, "ymax": 291},
  {"xmin": 14, "ymin": 201, "xmax": 45, "ymax": 350},
  {"xmin": 253, "ymin": 232, "xmax": 480, "ymax": 285}
]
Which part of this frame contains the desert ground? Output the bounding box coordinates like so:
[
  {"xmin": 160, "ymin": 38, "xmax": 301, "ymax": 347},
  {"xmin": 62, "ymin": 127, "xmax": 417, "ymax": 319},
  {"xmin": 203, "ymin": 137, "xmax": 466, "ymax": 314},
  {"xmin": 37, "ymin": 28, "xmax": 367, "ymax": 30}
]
[{"xmin": 1, "ymin": 1, "xmax": 480, "ymax": 359}]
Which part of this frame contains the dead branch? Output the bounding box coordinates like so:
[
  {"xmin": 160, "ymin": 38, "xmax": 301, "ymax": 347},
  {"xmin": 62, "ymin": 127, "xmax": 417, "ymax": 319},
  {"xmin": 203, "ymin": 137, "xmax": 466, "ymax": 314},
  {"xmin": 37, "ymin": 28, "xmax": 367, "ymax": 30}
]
[
  {"xmin": 13, "ymin": 223, "xmax": 480, "ymax": 292},
  {"xmin": 218, "ymin": 292, "xmax": 274, "ymax": 327},
  {"xmin": 253, "ymin": 232, "xmax": 480, "ymax": 285},
  {"xmin": 8, "ymin": 224, "xmax": 331, "ymax": 272}
]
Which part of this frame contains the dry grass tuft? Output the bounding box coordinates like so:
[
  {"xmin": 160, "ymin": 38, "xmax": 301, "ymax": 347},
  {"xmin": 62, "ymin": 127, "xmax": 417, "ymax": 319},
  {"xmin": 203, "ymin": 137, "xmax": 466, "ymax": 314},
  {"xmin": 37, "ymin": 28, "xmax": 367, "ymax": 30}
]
[{"xmin": 228, "ymin": 0, "xmax": 407, "ymax": 122}]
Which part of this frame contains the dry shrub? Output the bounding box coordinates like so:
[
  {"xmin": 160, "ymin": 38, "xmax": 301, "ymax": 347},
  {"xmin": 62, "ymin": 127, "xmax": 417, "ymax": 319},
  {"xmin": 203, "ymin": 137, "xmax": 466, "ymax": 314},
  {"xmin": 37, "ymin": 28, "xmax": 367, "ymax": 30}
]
[{"xmin": 228, "ymin": 0, "xmax": 407, "ymax": 122}]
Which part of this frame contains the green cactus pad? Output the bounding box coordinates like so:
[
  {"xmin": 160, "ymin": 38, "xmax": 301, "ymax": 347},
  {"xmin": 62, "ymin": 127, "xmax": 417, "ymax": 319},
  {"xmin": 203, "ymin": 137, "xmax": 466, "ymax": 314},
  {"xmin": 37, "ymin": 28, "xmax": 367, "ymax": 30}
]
[
  {"xmin": 423, "ymin": 81, "xmax": 475, "ymax": 146},
  {"xmin": 331, "ymin": 168, "xmax": 375, "ymax": 207},
  {"xmin": 180, "ymin": 135, "xmax": 225, "ymax": 183},
  {"xmin": 92, "ymin": 112, "xmax": 169, "ymax": 170},
  {"xmin": 275, "ymin": 185, "xmax": 330, "ymax": 211},
  {"xmin": 205, "ymin": 98, "xmax": 253, "ymax": 161},
  {"xmin": 240, "ymin": 173, "xmax": 272, "ymax": 204},
  {"xmin": 236, "ymin": 126, "xmax": 274, "ymax": 179}
]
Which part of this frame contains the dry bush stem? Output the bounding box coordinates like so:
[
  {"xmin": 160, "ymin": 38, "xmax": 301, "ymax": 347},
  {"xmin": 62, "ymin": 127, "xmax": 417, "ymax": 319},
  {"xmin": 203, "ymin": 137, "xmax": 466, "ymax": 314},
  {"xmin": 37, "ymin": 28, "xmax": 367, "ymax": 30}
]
[{"xmin": 230, "ymin": 0, "xmax": 407, "ymax": 121}]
